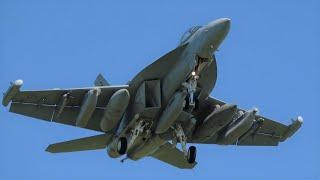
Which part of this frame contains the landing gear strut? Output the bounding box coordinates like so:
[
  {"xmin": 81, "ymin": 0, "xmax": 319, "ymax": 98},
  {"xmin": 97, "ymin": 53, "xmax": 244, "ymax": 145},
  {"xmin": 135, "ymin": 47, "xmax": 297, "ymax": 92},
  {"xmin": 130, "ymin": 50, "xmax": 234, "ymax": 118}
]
[
  {"xmin": 173, "ymin": 123, "xmax": 188, "ymax": 156},
  {"xmin": 182, "ymin": 71, "xmax": 199, "ymax": 112},
  {"xmin": 128, "ymin": 120, "xmax": 150, "ymax": 147},
  {"xmin": 173, "ymin": 123, "xmax": 197, "ymax": 164}
]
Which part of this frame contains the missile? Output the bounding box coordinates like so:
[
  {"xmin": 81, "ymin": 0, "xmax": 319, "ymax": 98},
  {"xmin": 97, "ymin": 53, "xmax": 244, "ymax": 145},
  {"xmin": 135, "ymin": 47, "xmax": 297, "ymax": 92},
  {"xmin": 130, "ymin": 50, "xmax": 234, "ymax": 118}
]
[
  {"xmin": 237, "ymin": 117, "xmax": 264, "ymax": 144},
  {"xmin": 192, "ymin": 104, "xmax": 237, "ymax": 141},
  {"xmin": 2, "ymin": 79, "xmax": 23, "ymax": 107},
  {"xmin": 280, "ymin": 116, "xmax": 303, "ymax": 142},
  {"xmin": 218, "ymin": 110, "xmax": 256, "ymax": 145},
  {"xmin": 57, "ymin": 93, "xmax": 70, "ymax": 117},
  {"xmin": 76, "ymin": 89, "xmax": 100, "ymax": 127},
  {"xmin": 100, "ymin": 89, "xmax": 130, "ymax": 132},
  {"xmin": 155, "ymin": 90, "xmax": 187, "ymax": 134}
]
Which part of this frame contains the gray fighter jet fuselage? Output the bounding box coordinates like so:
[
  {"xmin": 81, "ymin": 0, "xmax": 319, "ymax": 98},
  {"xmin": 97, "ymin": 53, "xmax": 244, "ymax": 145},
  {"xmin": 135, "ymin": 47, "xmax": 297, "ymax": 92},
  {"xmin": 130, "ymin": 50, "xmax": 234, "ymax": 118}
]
[
  {"xmin": 2, "ymin": 18, "xmax": 302, "ymax": 169},
  {"xmin": 120, "ymin": 18, "xmax": 231, "ymax": 160}
]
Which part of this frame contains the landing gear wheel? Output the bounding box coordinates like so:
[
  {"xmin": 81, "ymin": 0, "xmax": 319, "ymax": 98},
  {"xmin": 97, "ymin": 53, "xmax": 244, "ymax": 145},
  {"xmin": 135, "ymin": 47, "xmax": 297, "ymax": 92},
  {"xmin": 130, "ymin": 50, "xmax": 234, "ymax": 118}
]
[
  {"xmin": 184, "ymin": 95, "xmax": 190, "ymax": 110},
  {"xmin": 117, "ymin": 137, "xmax": 127, "ymax": 155},
  {"xmin": 184, "ymin": 94, "xmax": 198, "ymax": 112},
  {"xmin": 187, "ymin": 146, "xmax": 196, "ymax": 164}
]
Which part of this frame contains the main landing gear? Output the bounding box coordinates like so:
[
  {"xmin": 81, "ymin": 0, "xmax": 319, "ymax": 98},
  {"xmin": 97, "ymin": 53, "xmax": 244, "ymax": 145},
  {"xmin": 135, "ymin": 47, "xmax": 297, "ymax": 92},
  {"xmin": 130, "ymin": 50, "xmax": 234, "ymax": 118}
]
[
  {"xmin": 187, "ymin": 146, "xmax": 196, "ymax": 164},
  {"xmin": 117, "ymin": 137, "xmax": 127, "ymax": 155},
  {"xmin": 128, "ymin": 119, "xmax": 150, "ymax": 147},
  {"xmin": 118, "ymin": 119, "xmax": 151, "ymax": 163},
  {"xmin": 173, "ymin": 123, "xmax": 197, "ymax": 164}
]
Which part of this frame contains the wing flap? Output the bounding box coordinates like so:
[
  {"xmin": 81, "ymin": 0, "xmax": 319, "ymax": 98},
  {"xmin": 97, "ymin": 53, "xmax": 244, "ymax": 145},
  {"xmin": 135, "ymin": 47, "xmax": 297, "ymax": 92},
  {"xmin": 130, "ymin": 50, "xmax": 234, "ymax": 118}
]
[
  {"xmin": 52, "ymin": 106, "xmax": 103, "ymax": 131},
  {"xmin": 150, "ymin": 142, "xmax": 196, "ymax": 169},
  {"xmin": 10, "ymin": 102, "xmax": 55, "ymax": 121},
  {"xmin": 254, "ymin": 115, "xmax": 287, "ymax": 138},
  {"xmin": 46, "ymin": 134, "xmax": 113, "ymax": 153},
  {"xmin": 237, "ymin": 134, "xmax": 280, "ymax": 146},
  {"xmin": 10, "ymin": 102, "xmax": 104, "ymax": 131},
  {"xmin": 12, "ymin": 89, "xmax": 69, "ymax": 106},
  {"xmin": 237, "ymin": 115, "xmax": 302, "ymax": 146}
]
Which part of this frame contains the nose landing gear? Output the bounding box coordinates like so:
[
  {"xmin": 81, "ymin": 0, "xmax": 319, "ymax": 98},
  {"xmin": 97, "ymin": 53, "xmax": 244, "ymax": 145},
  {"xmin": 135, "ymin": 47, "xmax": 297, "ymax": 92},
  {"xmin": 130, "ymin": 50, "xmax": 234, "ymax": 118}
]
[{"xmin": 182, "ymin": 72, "xmax": 199, "ymax": 112}]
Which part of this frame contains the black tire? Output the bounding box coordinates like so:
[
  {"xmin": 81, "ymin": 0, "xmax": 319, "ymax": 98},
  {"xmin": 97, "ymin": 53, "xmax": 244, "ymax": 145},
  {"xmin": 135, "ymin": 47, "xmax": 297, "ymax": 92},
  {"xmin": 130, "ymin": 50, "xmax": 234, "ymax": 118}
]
[
  {"xmin": 187, "ymin": 146, "xmax": 196, "ymax": 164},
  {"xmin": 117, "ymin": 137, "xmax": 127, "ymax": 155},
  {"xmin": 184, "ymin": 95, "xmax": 190, "ymax": 110},
  {"xmin": 193, "ymin": 93, "xmax": 199, "ymax": 110}
]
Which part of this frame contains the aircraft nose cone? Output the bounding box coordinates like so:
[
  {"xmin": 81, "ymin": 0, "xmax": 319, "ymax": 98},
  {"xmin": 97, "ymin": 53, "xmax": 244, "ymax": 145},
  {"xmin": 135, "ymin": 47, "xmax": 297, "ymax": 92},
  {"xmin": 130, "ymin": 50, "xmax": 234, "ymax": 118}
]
[
  {"xmin": 208, "ymin": 18, "xmax": 231, "ymax": 31},
  {"xmin": 217, "ymin": 18, "xmax": 231, "ymax": 35},
  {"xmin": 193, "ymin": 18, "xmax": 231, "ymax": 59},
  {"xmin": 204, "ymin": 18, "xmax": 231, "ymax": 52},
  {"xmin": 207, "ymin": 18, "xmax": 231, "ymax": 46}
]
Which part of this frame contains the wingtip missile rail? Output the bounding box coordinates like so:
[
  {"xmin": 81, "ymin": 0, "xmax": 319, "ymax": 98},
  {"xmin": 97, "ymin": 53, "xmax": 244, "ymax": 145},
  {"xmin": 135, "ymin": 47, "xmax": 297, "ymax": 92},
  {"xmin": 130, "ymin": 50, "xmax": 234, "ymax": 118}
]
[
  {"xmin": 280, "ymin": 116, "xmax": 303, "ymax": 142},
  {"xmin": 2, "ymin": 79, "xmax": 23, "ymax": 107}
]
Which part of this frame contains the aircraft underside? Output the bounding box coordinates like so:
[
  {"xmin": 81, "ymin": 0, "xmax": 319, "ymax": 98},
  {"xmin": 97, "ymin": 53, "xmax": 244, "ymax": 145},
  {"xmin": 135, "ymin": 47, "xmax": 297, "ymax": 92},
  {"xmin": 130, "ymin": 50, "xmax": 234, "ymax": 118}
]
[{"xmin": 2, "ymin": 18, "xmax": 303, "ymax": 169}]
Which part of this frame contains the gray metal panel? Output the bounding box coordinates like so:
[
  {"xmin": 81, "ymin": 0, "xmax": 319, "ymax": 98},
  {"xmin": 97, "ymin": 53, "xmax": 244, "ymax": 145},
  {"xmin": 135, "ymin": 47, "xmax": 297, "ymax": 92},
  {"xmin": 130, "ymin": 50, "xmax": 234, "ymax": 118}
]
[
  {"xmin": 124, "ymin": 44, "xmax": 188, "ymax": 127},
  {"xmin": 145, "ymin": 80, "xmax": 161, "ymax": 108},
  {"xmin": 197, "ymin": 55, "xmax": 217, "ymax": 102},
  {"xmin": 191, "ymin": 96, "xmax": 294, "ymax": 146},
  {"xmin": 10, "ymin": 102, "xmax": 54, "ymax": 121},
  {"xmin": 151, "ymin": 142, "xmax": 196, "ymax": 169},
  {"xmin": 197, "ymin": 118, "xmax": 287, "ymax": 146},
  {"xmin": 11, "ymin": 85, "xmax": 129, "ymax": 107},
  {"xmin": 46, "ymin": 134, "xmax": 113, "ymax": 153},
  {"xmin": 53, "ymin": 107, "xmax": 104, "ymax": 131},
  {"xmin": 10, "ymin": 103, "xmax": 105, "ymax": 131},
  {"xmin": 8, "ymin": 85, "xmax": 129, "ymax": 132},
  {"xmin": 255, "ymin": 115, "xmax": 287, "ymax": 137},
  {"xmin": 235, "ymin": 117, "xmax": 288, "ymax": 146},
  {"xmin": 129, "ymin": 43, "xmax": 188, "ymax": 99},
  {"xmin": 237, "ymin": 134, "xmax": 279, "ymax": 146}
]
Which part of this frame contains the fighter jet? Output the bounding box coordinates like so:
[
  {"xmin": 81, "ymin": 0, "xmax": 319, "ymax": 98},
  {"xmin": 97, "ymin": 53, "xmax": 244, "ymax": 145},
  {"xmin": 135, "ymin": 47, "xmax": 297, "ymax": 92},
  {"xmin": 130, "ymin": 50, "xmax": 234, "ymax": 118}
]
[{"xmin": 2, "ymin": 18, "xmax": 302, "ymax": 169}]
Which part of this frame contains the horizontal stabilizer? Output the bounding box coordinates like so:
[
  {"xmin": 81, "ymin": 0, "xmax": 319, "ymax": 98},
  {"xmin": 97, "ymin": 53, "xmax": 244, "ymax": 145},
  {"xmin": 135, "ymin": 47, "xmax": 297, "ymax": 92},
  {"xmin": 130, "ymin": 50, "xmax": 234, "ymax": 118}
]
[
  {"xmin": 151, "ymin": 142, "xmax": 196, "ymax": 169},
  {"xmin": 94, "ymin": 73, "xmax": 110, "ymax": 86},
  {"xmin": 46, "ymin": 133, "xmax": 113, "ymax": 153}
]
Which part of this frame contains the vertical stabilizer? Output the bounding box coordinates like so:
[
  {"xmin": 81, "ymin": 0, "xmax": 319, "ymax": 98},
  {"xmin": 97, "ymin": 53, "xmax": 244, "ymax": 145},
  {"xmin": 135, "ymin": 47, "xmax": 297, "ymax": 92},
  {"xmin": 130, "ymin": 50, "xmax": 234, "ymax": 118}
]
[{"xmin": 94, "ymin": 73, "xmax": 110, "ymax": 86}]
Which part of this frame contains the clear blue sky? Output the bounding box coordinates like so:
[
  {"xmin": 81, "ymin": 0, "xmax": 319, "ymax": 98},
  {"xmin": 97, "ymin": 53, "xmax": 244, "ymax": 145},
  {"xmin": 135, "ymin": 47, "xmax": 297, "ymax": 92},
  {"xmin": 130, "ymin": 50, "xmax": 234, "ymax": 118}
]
[{"xmin": 0, "ymin": 0, "xmax": 319, "ymax": 179}]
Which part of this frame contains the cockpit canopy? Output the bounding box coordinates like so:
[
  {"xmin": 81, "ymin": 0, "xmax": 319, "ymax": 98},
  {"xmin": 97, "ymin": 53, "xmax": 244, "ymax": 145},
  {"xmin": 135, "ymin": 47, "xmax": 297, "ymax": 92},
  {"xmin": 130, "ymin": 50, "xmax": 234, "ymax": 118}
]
[{"xmin": 179, "ymin": 26, "xmax": 202, "ymax": 45}]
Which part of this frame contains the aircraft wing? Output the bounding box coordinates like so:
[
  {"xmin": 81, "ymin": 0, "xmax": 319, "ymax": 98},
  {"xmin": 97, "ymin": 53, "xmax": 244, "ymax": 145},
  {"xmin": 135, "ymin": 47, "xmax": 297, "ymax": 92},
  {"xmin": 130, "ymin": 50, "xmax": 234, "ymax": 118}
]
[
  {"xmin": 46, "ymin": 133, "xmax": 112, "ymax": 153},
  {"xmin": 150, "ymin": 142, "xmax": 196, "ymax": 169},
  {"xmin": 191, "ymin": 96, "xmax": 303, "ymax": 146},
  {"xmin": 2, "ymin": 80, "xmax": 128, "ymax": 132}
]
